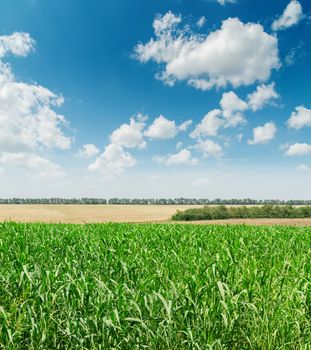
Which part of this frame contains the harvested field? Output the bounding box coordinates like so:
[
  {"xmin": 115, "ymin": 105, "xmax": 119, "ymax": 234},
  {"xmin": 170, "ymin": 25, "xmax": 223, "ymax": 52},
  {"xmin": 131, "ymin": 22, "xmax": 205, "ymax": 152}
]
[
  {"xmin": 0, "ymin": 204, "xmax": 199, "ymax": 224},
  {"xmin": 0, "ymin": 204, "xmax": 311, "ymax": 225}
]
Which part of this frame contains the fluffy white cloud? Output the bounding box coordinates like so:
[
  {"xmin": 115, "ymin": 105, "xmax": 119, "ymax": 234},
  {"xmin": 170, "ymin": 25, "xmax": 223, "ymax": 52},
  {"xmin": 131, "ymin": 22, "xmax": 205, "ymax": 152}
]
[
  {"xmin": 297, "ymin": 164, "xmax": 311, "ymax": 172},
  {"xmin": 0, "ymin": 152, "xmax": 64, "ymax": 178},
  {"xmin": 272, "ymin": 1, "xmax": 303, "ymax": 31},
  {"xmin": 287, "ymin": 106, "xmax": 311, "ymax": 129},
  {"xmin": 0, "ymin": 31, "xmax": 71, "ymax": 176},
  {"xmin": 220, "ymin": 91, "xmax": 248, "ymax": 126},
  {"xmin": 88, "ymin": 114, "xmax": 193, "ymax": 175},
  {"xmin": 179, "ymin": 119, "xmax": 193, "ymax": 132},
  {"xmin": 110, "ymin": 115, "xmax": 146, "ymax": 149},
  {"xmin": 195, "ymin": 140, "xmax": 223, "ymax": 158},
  {"xmin": 88, "ymin": 144, "xmax": 136, "ymax": 175},
  {"xmin": 248, "ymin": 122, "xmax": 277, "ymax": 145},
  {"xmin": 191, "ymin": 92, "xmax": 247, "ymax": 139},
  {"xmin": 220, "ymin": 91, "xmax": 248, "ymax": 118},
  {"xmin": 154, "ymin": 149, "xmax": 198, "ymax": 166},
  {"xmin": 76, "ymin": 144, "xmax": 100, "ymax": 159},
  {"xmin": 153, "ymin": 11, "xmax": 182, "ymax": 36},
  {"xmin": 247, "ymin": 82, "xmax": 280, "ymax": 111},
  {"xmin": 191, "ymin": 109, "xmax": 224, "ymax": 138},
  {"xmin": 145, "ymin": 115, "xmax": 192, "ymax": 139},
  {"xmin": 135, "ymin": 14, "xmax": 280, "ymax": 90},
  {"xmin": 191, "ymin": 84, "xmax": 281, "ymax": 140},
  {"xmin": 0, "ymin": 32, "xmax": 35, "ymax": 58},
  {"xmin": 285, "ymin": 143, "xmax": 311, "ymax": 156},
  {"xmin": 0, "ymin": 73, "xmax": 70, "ymax": 153},
  {"xmin": 88, "ymin": 115, "xmax": 146, "ymax": 176}
]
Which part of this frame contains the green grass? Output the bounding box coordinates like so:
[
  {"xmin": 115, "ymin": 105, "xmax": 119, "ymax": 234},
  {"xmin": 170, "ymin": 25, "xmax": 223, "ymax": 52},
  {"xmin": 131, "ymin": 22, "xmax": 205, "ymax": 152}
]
[
  {"xmin": 0, "ymin": 222, "xmax": 310, "ymax": 349},
  {"xmin": 172, "ymin": 204, "xmax": 311, "ymax": 221}
]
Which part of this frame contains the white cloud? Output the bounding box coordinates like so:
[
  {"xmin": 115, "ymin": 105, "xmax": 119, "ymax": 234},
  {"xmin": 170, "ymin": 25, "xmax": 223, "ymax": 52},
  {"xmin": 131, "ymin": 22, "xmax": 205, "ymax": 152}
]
[
  {"xmin": 88, "ymin": 115, "xmax": 146, "ymax": 176},
  {"xmin": 195, "ymin": 139, "xmax": 223, "ymax": 158},
  {"xmin": 89, "ymin": 113, "xmax": 192, "ymax": 176},
  {"xmin": 135, "ymin": 14, "xmax": 280, "ymax": 90},
  {"xmin": 154, "ymin": 149, "xmax": 198, "ymax": 166},
  {"xmin": 153, "ymin": 11, "xmax": 182, "ymax": 36},
  {"xmin": 88, "ymin": 144, "xmax": 136, "ymax": 175},
  {"xmin": 191, "ymin": 84, "xmax": 281, "ymax": 141},
  {"xmin": 297, "ymin": 164, "xmax": 311, "ymax": 172},
  {"xmin": 145, "ymin": 115, "xmax": 191, "ymax": 139},
  {"xmin": 247, "ymin": 82, "xmax": 280, "ymax": 111},
  {"xmin": 248, "ymin": 122, "xmax": 277, "ymax": 145},
  {"xmin": 220, "ymin": 91, "xmax": 248, "ymax": 118},
  {"xmin": 220, "ymin": 91, "xmax": 248, "ymax": 127},
  {"xmin": 0, "ymin": 31, "xmax": 71, "ymax": 176},
  {"xmin": 285, "ymin": 143, "xmax": 311, "ymax": 156},
  {"xmin": 191, "ymin": 109, "xmax": 224, "ymax": 138},
  {"xmin": 0, "ymin": 152, "xmax": 64, "ymax": 178},
  {"xmin": 0, "ymin": 32, "xmax": 35, "ymax": 58},
  {"xmin": 272, "ymin": 0, "xmax": 303, "ymax": 31},
  {"xmin": 191, "ymin": 92, "xmax": 247, "ymax": 139},
  {"xmin": 287, "ymin": 106, "xmax": 311, "ymax": 129},
  {"xmin": 196, "ymin": 16, "xmax": 206, "ymax": 28},
  {"xmin": 0, "ymin": 74, "xmax": 70, "ymax": 153},
  {"xmin": 76, "ymin": 144, "xmax": 99, "ymax": 159},
  {"xmin": 179, "ymin": 119, "xmax": 193, "ymax": 132},
  {"xmin": 110, "ymin": 114, "xmax": 146, "ymax": 149}
]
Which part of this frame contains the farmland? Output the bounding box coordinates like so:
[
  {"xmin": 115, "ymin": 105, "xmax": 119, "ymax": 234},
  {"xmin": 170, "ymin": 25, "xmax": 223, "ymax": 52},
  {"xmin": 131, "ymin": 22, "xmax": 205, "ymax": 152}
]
[
  {"xmin": 0, "ymin": 222, "xmax": 310, "ymax": 349},
  {"xmin": 0, "ymin": 205, "xmax": 198, "ymax": 224},
  {"xmin": 1, "ymin": 204, "xmax": 311, "ymax": 225}
]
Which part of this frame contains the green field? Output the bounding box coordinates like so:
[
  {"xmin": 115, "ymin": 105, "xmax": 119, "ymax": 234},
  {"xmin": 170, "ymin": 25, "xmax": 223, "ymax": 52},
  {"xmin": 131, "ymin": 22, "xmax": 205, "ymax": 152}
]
[{"xmin": 0, "ymin": 222, "xmax": 310, "ymax": 349}]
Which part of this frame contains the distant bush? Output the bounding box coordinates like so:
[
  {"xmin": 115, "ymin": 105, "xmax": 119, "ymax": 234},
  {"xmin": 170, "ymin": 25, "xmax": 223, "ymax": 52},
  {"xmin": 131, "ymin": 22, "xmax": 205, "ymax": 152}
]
[{"xmin": 172, "ymin": 205, "xmax": 311, "ymax": 221}]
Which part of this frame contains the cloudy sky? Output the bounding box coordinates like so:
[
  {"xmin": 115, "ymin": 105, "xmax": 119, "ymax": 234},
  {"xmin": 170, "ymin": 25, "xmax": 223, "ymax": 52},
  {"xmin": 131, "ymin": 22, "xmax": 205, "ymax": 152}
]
[{"xmin": 0, "ymin": 0, "xmax": 310, "ymax": 199}]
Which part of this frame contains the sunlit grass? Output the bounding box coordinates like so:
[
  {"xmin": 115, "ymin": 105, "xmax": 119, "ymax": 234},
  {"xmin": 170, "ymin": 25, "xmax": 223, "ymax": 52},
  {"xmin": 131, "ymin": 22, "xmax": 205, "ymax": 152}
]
[{"xmin": 0, "ymin": 222, "xmax": 310, "ymax": 349}]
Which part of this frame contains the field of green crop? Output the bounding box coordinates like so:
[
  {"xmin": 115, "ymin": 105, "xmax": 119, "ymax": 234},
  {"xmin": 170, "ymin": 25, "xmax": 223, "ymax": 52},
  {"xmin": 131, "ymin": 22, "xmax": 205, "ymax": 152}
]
[{"xmin": 0, "ymin": 222, "xmax": 310, "ymax": 349}]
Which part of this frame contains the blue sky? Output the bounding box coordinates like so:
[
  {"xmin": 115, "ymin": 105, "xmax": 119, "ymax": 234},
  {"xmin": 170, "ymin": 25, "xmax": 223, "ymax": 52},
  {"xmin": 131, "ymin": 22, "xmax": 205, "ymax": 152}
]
[{"xmin": 0, "ymin": 0, "xmax": 310, "ymax": 198}]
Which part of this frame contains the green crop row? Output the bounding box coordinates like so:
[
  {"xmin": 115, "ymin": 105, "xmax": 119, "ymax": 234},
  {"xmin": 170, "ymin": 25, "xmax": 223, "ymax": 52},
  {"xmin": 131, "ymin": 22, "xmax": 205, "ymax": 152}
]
[
  {"xmin": 172, "ymin": 204, "xmax": 311, "ymax": 221},
  {"xmin": 0, "ymin": 222, "xmax": 310, "ymax": 349}
]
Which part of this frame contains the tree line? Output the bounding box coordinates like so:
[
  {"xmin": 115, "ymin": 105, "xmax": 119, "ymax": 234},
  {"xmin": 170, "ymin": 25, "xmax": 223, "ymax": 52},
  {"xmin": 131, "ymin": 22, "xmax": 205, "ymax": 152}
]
[
  {"xmin": 0, "ymin": 198, "xmax": 311, "ymax": 205},
  {"xmin": 172, "ymin": 205, "xmax": 311, "ymax": 221}
]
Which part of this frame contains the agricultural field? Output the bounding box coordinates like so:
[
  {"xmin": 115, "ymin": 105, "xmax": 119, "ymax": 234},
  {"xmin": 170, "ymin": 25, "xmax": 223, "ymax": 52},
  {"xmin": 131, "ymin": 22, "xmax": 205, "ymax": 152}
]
[
  {"xmin": 0, "ymin": 205, "xmax": 198, "ymax": 224},
  {"xmin": 0, "ymin": 222, "xmax": 310, "ymax": 349},
  {"xmin": 1, "ymin": 204, "xmax": 311, "ymax": 225}
]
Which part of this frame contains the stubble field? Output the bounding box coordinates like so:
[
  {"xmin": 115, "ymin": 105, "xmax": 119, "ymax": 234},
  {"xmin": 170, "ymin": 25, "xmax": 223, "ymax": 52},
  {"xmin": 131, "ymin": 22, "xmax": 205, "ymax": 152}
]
[{"xmin": 1, "ymin": 204, "xmax": 311, "ymax": 225}]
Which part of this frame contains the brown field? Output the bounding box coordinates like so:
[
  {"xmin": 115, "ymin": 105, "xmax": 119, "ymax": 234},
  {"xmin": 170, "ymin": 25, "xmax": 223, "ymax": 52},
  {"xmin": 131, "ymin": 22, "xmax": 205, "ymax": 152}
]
[
  {"xmin": 0, "ymin": 205, "xmax": 198, "ymax": 224},
  {"xmin": 0, "ymin": 204, "xmax": 311, "ymax": 226}
]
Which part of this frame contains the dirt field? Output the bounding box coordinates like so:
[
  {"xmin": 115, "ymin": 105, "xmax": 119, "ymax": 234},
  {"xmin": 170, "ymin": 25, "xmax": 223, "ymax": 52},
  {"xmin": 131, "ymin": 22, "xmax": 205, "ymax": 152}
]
[{"xmin": 0, "ymin": 205, "xmax": 311, "ymax": 226}]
